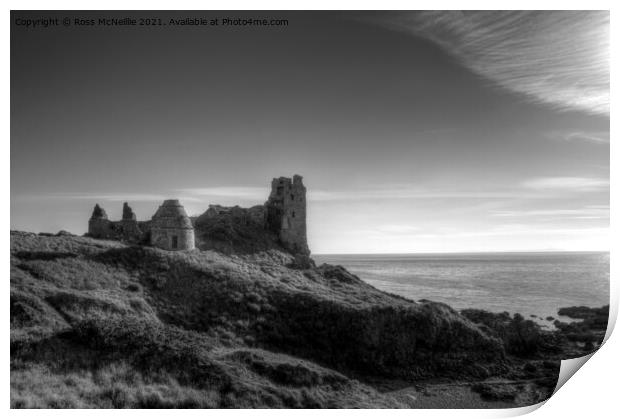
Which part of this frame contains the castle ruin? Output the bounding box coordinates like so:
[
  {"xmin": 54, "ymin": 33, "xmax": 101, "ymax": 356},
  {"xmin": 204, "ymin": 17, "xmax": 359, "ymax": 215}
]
[
  {"xmin": 264, "ymin": 175, "xmax": 310, "ymax": 255},
  {"xmin": 150, "ymin": 200, "xmax": 195, "ymax": 250},
  {"xmin": 88, "ymin": 202, "xmax": 150, "ymax": 244},
  {"xmin": 87, "ymin": 175, "xmax": 309, "ymax": 255}
]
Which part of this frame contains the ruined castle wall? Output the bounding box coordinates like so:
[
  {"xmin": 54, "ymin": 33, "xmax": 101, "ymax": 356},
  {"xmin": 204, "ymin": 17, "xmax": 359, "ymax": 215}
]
[
  {"xmin": 88, "ymin": 219, "xmax": 146, "ymax": 242},
  {"xmin": 118, "ymin": 220, "xmax": 145, "ymax": 242},
  {"xmin": 87, "ymin": 203, "xmax": 148, "ymax": 243},
  {"xmin": 265, "ymin": 175, "xmax": 310, "ymax": 255},
  {"xmin": 88, "ymin": 218, "xmax": 114, "ymax": 239}
]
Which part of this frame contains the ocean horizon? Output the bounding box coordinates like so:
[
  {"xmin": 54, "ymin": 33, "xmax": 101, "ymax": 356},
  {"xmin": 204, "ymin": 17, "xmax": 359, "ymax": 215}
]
[{"xmin": 313, "ymin": 251, "xmax": 610, "ymax": 327}]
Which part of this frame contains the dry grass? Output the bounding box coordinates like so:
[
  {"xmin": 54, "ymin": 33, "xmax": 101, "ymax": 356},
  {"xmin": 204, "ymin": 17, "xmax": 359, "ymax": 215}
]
[
  {"xmin": 10, "ymin": 231, "xmax": 505, "ymax": 408},
  {"xmin": 11, "ymin": 361, "xmax": 221, "ymax": 408}
]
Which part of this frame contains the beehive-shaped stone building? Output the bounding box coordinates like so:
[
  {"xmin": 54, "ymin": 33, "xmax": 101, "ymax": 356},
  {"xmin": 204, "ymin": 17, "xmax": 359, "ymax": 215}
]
[{"xmin": 150, "ymin": 199, "xmax": 195, "ymax": 250}]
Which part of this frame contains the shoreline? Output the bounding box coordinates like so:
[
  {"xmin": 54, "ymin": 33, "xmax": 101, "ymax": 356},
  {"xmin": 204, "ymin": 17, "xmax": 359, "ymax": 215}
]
[
  {"xmin": 398, "ymin": 303, "xmax": 609, "ymax": 408},
  {"xmin": 314, "ymin": 252, "xmax": 609, "ymax": 332}
]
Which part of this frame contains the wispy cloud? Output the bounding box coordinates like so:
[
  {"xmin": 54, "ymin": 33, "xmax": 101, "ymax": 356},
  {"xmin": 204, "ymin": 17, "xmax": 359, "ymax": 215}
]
[
  {"xmin": 357, "ymin": 223, "xmax": 609, "ymax": 243},
  {"xmin": 13, "ymin": 193, "xmax": 202, "ymax": 203},
  {"xmin": 22, "ymin": 176, "xmax": 606, "ymax": 207},
  {"xmin": 376, "ymin": 224, "xmax": 421, "ymax": 234},
  {"xmin": 180, "ymin": 178, "xmax": 608, "ymax": 204},
  {"xmin": 521, "ymin": 177, "xmax": 609, "ymax": 192},
  {"xmin": 555, "ymin": 131, "xmax": 610, "ymax": 145},
  {"xmin": 491, "ymin": 205, "xmax": 609, "ymax": 220},
  {"xmin": 310, "ymin": 179, "xmax": 608, "ymax": 201},
  {"xmin": 459, "ymin": 225, "xmax": 609, "ymax": 239},
  {"xmin": 178, "ymin": 187, "xmax": 269, "ymax": 201},
  {"xmin": 373, "ymin": 11, "xmax": 609, "ymax": 115},
  {"xmin": 178, "ymin": 185, "xmax": 527, "ymax": 203},
  {"xmin": 308, "ymin": 187, "xmax": 532, "ymax": 202},
  {"xmin": 545, "ymin": 130, "xmax": 610, "ymax": 145},
  {"xmin": 68, "ymin": 194, "xmax": 171, "ymax": 202}
]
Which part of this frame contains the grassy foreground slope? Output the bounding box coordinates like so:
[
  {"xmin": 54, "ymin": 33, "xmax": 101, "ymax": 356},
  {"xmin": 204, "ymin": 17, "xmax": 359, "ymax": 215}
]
[{"xmin": 10, "ymin": 231, "xmax": 503, "ymax": 408}]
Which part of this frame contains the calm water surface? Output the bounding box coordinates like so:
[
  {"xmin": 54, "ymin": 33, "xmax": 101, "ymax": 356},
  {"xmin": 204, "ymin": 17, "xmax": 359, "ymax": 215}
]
[{"xmin": 313, "ymin": 252, "xmax": 609, "ymax": 327}]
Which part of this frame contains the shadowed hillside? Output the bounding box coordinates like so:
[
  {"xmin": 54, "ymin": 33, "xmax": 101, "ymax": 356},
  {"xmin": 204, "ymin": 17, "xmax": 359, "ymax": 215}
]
[{"xmin": 10, "ymin": 231, "xmax": 512, "ymax": 408}]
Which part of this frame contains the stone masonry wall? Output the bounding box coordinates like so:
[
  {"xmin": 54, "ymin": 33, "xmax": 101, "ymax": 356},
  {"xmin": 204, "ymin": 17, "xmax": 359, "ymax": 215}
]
[
  {"xmin": 265, "ymin": 175, "xmax": 310, "ymax": 255},
  {"xmin": 87, "ymin": 203, "xmax": 147, "ymax": 244},
  {"xmin": 150, "ymin": 228, "xmax": 195, "ymax": 251}
]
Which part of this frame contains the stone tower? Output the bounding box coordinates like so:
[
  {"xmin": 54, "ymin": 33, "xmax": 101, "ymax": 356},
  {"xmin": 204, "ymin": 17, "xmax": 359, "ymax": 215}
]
[
  {"xmin": 265, "ymin": 175, "xmax": 310, "ymax": 255},
  {"xmin": 150, "ymin": 199, "xmax": 195, "ymax": 251},
  {"xmin": 88, "ymin": 204, "xmax": 111, "ymax": 238}
]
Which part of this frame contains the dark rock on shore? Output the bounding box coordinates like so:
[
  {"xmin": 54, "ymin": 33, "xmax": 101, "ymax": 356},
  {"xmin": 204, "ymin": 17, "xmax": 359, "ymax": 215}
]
[
  {"xmin": 457, "ymin": 303, "xmax": 610, "ymax": 406},
  {"xmin": 553, "ymin": 305, "xmax": 608, "ymax": 347},
  {"xmin": 558, "ymin": 305, "xmax": 608, "ymax": 326},
  {"xmin": 460, "ymin": 309, "xmax": 559, "ymax": 356},
  {"xmin": 461, "ymin": 305, "xmax": 609, "ymax": 358}
]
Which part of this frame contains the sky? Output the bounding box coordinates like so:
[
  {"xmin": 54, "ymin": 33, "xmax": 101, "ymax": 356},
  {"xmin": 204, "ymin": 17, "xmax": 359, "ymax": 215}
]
[{"xmin": 11, "ymin": 11, "xmax": 609, "ymax": 254}]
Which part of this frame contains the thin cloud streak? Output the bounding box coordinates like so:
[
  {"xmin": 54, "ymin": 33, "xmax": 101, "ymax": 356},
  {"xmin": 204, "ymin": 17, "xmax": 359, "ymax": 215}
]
[
  {"xmin": 545, "ymin": 130, "xmax": 610, "ymax": 145},
  {"xmin": 310, "ymin": 181, "xmax": 608, "ymax": 201},
  {"xmin": 376, "ymin": 224, "xmax": 421, "ymax": 234},
  {"xmin": 309, "ymin": 189, "xmax": 522, "ymax": 201},
  {"xmin": 491, "ymin": 206, "xmax": 609, "ymax": 219},
  {"xmin": 179, "ymin": 178, "xmax": 609, "ymax": 204},
  {"xmin": 364, "ymin": 225, "xmax": 608, "ymax": 240},
  {"xmin": 18, "ymin": 175, "xmax": 607, "ymax": 207},
  {"xmin": 521, "ymin": 177, "xmax": 609, "ymax": 191},
  {"xmin": 375, "ymin": 11, "xmax": 609, "ymax": 115},
  {"xmin": 178, "ymin": 186, "xmax": 525, "ymax": 202},
  {"xmin": 178, "ymin": 187, "xmax": 269, "ymax": 201},
  {"xmin": 13, "ymin": 193, "xmax": 202, "ymax": 203},
  {"xmin": 561, "ymin": 131, "xmax": 610, "ymax": 145}
]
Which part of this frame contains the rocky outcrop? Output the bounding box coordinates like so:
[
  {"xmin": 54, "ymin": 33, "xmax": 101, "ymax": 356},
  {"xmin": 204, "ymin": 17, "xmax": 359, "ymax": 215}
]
[
  {"xmin": 193, "ymin": 205, "xmax": 283, "ymax": 254},
  {"xmin": 554, "ymin": 305, "xmax": 608, "ymax": 347}
]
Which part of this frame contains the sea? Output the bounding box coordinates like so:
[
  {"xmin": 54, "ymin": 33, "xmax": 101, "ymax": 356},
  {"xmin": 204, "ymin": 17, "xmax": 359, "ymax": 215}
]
[{"xmin": 313, "ymin": 252, "xmax": 609, "ymax": 328}]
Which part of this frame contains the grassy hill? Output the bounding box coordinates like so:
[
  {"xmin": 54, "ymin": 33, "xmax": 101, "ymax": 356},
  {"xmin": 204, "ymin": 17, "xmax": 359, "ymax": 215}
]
[{"xmin": 11, "ymin": 231, "xmax": 509, "ymax": 408}]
